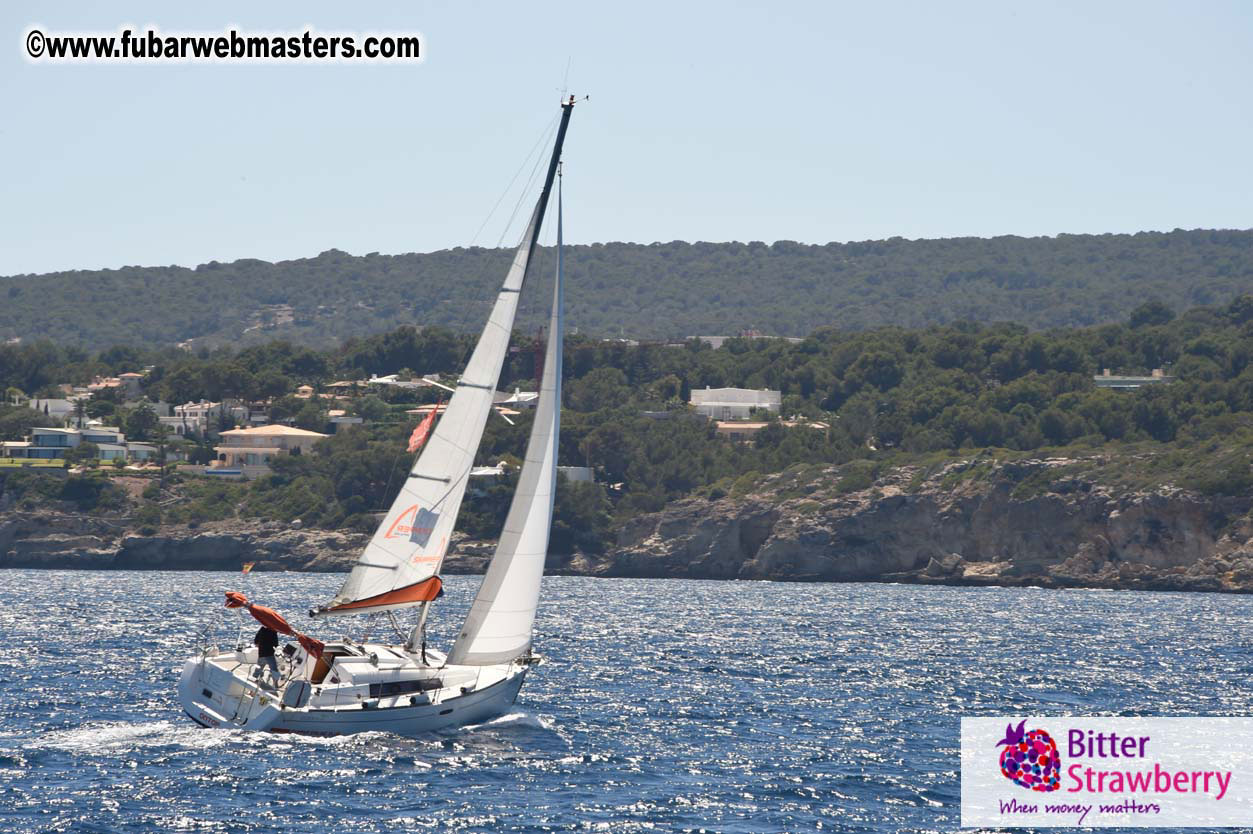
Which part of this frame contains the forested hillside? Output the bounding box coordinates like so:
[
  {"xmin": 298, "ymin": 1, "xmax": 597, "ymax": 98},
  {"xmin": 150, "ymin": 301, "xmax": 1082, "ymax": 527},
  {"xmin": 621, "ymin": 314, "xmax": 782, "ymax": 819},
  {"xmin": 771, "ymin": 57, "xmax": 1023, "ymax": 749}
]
[
  {"xmin": 3, "ymin": 229, "xmax": 1251, "ymax": 349},
  {"xmin": 2, "ymin": 297, "xmax": 1250, "ymax": 554}
]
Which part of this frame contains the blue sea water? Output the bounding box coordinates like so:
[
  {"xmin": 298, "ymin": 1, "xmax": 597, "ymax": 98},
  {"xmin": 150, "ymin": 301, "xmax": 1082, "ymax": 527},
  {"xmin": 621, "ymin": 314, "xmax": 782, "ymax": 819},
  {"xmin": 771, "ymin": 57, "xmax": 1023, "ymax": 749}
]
[{"xmin": 1, "ymin": 570, "xmax": 1251, "ymax": 833}]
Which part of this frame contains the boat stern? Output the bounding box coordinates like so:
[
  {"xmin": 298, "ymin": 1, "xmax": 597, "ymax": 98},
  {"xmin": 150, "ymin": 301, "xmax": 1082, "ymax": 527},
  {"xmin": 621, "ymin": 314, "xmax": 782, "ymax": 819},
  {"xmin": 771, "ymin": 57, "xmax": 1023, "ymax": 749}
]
[{"xmin": 177, "ymin": 654, "xmax": 230, "ymax": 728}]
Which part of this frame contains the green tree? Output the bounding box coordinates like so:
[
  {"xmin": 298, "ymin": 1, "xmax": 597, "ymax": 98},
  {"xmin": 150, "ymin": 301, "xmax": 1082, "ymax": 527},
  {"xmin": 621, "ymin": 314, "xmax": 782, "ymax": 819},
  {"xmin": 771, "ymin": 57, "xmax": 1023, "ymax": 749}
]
[
  {"xmin": 0, "ymin": 404, "xmax": 55, "ymax": 441},
  {"xmin": 566, "ymin": 367, "xmax": 630, "ymax": 413},
  {"xmin": 65, "ymin": 441, "xmax": 99, "ymax": 466},
  {"xmin": 846, "ymin": 351, "xmax": 904, "ymax": 392},
  {"xmin": 268, "ymin": 394, "xmax": 306, "ymax": 423},
  {"xmin": 550, "ymin": 478, "xmax": 613, "ymax": 554},
  {"xmin": 1129, "ymin": 300, "xmax": 1175, "ymax": 328},
  {"xmin": 86, "ymin": 398, "xmax": 115, "ymax": 418},
  {"xmin": 353, "ymin": 395, "xmax": 389, "ymax": 422},
  {"xmin": 293, "ymin": 402, "xmax": 327, "ymax": 432},
  {"xmin": 124, "ymin": 402, "xmax": 159, "ymax": 440}
]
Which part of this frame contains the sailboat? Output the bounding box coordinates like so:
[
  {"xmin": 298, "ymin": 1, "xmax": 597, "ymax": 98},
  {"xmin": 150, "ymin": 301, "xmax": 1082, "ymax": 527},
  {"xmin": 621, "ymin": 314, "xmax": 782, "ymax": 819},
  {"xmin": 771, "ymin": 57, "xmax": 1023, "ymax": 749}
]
[{"xmin": 176, "ymin": 97, "xmax": 575, "ymax": 734}]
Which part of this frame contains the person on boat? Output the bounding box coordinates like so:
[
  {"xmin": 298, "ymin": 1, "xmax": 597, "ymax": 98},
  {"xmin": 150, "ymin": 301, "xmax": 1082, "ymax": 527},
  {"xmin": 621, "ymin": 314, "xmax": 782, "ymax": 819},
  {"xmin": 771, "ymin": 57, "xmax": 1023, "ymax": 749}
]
[{"xmin": 253, "ymin": 626, "xmax": 280, "ymax": 687}]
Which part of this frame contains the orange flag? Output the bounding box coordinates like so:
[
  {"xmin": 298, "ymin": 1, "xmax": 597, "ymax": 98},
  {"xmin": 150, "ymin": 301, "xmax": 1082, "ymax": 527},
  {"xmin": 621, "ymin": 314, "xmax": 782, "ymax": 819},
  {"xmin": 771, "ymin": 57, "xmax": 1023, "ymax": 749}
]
[
  {"xmin": 407, "ymin": 401, "xmax": 441, "ymax": 453},
  {"xmin": 241, "ymin": 562, "xmax": 256, "ymax": 575}
]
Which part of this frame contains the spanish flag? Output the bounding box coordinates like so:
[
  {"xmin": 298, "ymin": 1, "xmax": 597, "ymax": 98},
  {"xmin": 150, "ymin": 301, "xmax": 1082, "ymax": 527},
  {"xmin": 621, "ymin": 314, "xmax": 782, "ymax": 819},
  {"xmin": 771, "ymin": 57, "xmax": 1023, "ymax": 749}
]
[{"xmin": 241, "ymin": 562, "xmax": 256, "ymax": 575}]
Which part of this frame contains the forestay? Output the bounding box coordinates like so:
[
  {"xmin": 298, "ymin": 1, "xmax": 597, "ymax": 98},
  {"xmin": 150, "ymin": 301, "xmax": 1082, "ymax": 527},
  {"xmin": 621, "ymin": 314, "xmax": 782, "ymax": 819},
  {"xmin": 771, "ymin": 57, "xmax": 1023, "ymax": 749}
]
[
  {"xmin": 448, "ymin": 179, "xmax": 565, "ymax": 665},
  {"xmin": 312, "ymin": 102, "xmax": 574, "ymax": 618}
]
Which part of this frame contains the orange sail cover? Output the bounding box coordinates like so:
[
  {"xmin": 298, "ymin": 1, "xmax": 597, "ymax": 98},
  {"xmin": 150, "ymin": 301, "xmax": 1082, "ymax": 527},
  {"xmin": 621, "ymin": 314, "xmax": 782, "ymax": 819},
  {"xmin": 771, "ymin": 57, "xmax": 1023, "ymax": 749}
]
[{"xmin": 224, "ymin": 591, "xmax": 325, "ymax": 658}]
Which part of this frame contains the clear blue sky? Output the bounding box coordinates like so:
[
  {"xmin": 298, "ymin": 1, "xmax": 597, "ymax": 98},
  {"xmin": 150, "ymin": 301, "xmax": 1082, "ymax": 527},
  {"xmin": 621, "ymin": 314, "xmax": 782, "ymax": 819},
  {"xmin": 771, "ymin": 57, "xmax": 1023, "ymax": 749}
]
[{"xmin": 2, "ymin": 1, "xmax": 1251, "ymax": 276}]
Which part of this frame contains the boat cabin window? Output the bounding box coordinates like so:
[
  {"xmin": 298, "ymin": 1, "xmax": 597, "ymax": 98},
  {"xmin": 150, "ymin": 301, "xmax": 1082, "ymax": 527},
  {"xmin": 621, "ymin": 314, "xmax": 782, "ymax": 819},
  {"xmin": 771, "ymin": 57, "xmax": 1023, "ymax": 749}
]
[
  {"xmin": 310, "ymin": 646, "xmax": 358, "ymax": 685},
  {"xmin": 368, "ymin": 679, "xmax": 442, "ymax": 698}
]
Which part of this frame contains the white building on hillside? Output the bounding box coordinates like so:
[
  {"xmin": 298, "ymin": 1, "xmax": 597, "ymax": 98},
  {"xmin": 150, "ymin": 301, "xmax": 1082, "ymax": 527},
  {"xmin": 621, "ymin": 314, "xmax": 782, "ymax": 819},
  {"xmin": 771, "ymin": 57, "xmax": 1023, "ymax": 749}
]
[
  {"xmin": 494, "ymin": 388, "xmax": 539, "ymax": 409},
  {"xmin": 159, "ymin": 400, "xmax": 227, "ymax": 437},
  {"xmin": 86, "ymin": 372, "xmax": 145, "ymax": 401},
  {"xmin": 1093, "ymin": 368, "xmax": 1175, "ymax": 390},
  {"xmin": 159, "ymin": 415, "xmax": 206, "ymax": 437},
  {"xmin": 1, "ymin": 426, "xmax": 129, "ymax": 461},
  {"xmin": 557, "ymin": 465, "xmax": 595, "ymax": 483},
  {"xmin": 689, "ymin": 386, "xmax": 782, "ymax": 421},
  {"xmin": 175, "ymin": 400, "xmax": 225, "ymax": 420},
  {"xmin": 29, "ymin": 399, "xmax": 77, "ymax": 424},
  {"xmin": 211, "ymin": 425, "xmax": 329, "ymax": 478}
]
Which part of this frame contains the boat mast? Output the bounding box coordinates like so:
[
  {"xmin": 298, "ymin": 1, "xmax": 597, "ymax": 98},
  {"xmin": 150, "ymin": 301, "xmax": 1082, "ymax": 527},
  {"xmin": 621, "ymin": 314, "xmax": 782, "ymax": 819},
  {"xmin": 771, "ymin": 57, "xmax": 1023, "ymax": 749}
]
[{"xmin": 404, "ymin": 96, "xmax": 577, "ymax": 658}]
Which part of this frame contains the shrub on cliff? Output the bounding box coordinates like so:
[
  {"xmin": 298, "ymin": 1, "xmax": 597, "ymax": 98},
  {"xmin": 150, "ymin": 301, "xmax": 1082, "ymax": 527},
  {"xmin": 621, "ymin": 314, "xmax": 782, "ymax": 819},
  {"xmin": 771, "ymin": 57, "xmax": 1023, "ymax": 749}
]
[
  {"xmin": 1185, "ymin": 460, "xmax": 1253, "ymax": 497},
  {"xmin": 162, "ymin": 480, "xmax": 244, "ymax": 525},
  {"xmin": 550, "ymin": 478, "xmax": 614, "ymax": 555},
  {"xmin": 58, "ymin": 473, "xmax": 127, "ymax": 512},
  {"xmin": 134, "ymin": 503, "xmax": 162, "ymax": 535}
]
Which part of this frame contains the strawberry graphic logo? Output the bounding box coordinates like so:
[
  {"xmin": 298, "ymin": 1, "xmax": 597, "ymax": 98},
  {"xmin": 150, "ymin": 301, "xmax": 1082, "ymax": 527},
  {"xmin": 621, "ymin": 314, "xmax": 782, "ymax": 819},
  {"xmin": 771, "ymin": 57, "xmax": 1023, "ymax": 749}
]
[{"xmin": 996, "ymin": 720, "xmax": 1061, "ymax": 792}]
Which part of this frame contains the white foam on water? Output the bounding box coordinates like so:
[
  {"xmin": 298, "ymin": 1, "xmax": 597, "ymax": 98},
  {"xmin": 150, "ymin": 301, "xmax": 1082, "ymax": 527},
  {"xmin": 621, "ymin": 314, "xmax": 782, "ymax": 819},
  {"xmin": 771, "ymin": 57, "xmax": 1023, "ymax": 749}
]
[
  {"xmin": 465, "ymin": 710, "xmax": 553, "ymax": 732},
  {"xmin": 32, "ymin": 720, "xmax": 240, "ymax": 753},
  {"xmin": 271, "ymin": 729, "xmax": 392, "ymax": 747}
]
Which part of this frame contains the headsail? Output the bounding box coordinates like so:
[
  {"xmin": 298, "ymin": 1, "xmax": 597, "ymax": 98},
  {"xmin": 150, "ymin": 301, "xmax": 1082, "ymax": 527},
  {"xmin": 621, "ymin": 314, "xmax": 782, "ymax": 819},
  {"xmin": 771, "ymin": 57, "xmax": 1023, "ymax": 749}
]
[
  {"xmin": 447, "ymin": 172, "xmax": 565, "ymax": 666},
  {"xmin": 311, "ymin": 99, "xmax": 575, "ymax": 618}
]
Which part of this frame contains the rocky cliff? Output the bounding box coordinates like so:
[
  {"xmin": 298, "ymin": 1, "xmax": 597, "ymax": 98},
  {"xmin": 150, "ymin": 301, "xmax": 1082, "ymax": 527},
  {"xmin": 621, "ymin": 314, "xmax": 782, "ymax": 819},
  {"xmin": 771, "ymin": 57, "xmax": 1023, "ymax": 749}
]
[
  {"xmin": 569, "ymin": 456, "xmax": 1253, "ymax": 593},
  {"xmin": 3, "ymin": 455, "xmax": 1251, "ymax": 593},
  {"xmin": 0, "ymin": 514, "xmax": 494, "ymax": 574}
]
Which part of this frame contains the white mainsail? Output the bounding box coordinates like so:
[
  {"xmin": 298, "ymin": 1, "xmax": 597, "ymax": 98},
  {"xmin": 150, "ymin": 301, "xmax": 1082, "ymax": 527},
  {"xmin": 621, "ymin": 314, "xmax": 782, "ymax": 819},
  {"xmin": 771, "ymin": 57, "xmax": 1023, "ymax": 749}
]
[
  {"xmin": 447, "ymin": 180, "xmax": 564, "ymax": 666},
  {"xmin": 312, "ymin": 102, "xmax": 574, "ymax": 617}
]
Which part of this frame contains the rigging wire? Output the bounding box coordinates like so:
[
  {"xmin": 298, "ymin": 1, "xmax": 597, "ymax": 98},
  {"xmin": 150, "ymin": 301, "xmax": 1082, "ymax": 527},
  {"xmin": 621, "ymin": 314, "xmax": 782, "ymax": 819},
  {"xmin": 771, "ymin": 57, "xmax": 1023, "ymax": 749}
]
[
  {"xmin": 448, "ymin": 114, "xmax": 559, "ymax": 411},
  {"xmin": 521, "ymin": 181, "xmax": 562, "ymax": 346},
  {"xmin": 380, "ymin": 445, "xmax": 409, "ymax": 511},
  {"xmin": 468, "ymin": 114, "xmax": 560, "ymax": 249},
  {"xmin": 491, "ymin": 139, "xmax": 560, "ymax": 394},
  {"xmin": 496, "ymin": 119, "xmax": 559, "ymax": 249}
]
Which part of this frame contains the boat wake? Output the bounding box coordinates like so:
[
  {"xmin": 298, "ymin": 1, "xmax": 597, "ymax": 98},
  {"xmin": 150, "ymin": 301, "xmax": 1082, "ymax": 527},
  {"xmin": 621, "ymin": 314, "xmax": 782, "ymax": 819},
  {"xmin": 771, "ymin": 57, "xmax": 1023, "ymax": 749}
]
[
  {"xmin": 32, "ymin": 721, "xmax": 422, "ymax": 758},
  {"xmin": 268, "ymin": 730, "xmax": 394, "ymax": 747},
  {"xmin": 466, "ymin": 710, "xmax": 554, "ymax": 732},
  {"xmin": 436, "ymin": 709, "xmax": 567, "ymax": 759},
  {"xmin": 31, "ymin": 720, "xmax": 237, "ymax": 753}
]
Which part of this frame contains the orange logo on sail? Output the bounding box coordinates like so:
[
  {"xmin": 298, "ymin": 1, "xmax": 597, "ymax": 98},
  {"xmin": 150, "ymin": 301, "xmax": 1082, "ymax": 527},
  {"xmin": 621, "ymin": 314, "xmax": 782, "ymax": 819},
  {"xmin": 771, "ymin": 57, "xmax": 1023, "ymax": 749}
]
[
  {"xmin": 385, "ymin": 503, "xmax": 440, "ymax": 546},
  {"xmin": 385, "ymin": 504, "xmax": 421, "ymax": 539},
  {"xmin": 410, "ymin": 536, "xmax": 447, "ymax": 565}
]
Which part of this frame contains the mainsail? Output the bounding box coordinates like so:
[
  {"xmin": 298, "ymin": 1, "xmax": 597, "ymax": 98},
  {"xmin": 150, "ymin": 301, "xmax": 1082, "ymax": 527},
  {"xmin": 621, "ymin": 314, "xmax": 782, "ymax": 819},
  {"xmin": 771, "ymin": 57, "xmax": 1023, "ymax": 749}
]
[
  {"xmin": 312, "ymin": 100, "xmax": 575, "ymax": 618},
  {"xmin": 447, "ymin": 174, "xmax": 564, "ymax": 666}
]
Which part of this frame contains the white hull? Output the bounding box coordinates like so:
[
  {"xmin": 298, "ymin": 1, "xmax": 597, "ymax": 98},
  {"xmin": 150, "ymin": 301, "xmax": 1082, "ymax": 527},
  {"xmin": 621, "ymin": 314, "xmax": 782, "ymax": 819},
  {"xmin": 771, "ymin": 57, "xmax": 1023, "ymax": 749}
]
[{"xmin": 177, "ymin": 642, "xmax": 529, "ymax": 736}]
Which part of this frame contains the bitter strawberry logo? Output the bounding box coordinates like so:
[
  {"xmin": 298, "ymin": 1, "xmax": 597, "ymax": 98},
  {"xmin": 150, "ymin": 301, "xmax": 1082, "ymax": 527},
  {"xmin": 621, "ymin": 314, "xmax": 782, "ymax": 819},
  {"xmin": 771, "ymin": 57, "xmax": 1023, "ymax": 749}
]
[{"xmin": 996, "ymin": 720, "xmax": 1061, "ymax": 792}]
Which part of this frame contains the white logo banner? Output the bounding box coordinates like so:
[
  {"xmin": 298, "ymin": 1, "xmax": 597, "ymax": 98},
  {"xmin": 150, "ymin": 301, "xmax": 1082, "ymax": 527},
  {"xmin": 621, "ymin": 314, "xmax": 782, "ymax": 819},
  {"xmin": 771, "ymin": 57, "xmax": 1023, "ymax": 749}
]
[{"xmin": 961, "ymin": 717, "xmax": 1253, "ymax": 827}]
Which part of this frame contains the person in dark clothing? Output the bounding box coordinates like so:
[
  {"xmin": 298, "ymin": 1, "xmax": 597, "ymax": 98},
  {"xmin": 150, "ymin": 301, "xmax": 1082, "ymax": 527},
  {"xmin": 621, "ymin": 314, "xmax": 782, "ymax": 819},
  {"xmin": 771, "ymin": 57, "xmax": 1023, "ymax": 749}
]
[{"xmin": 254, "ymin": 626, "xmax": 280, "ymax": 687}]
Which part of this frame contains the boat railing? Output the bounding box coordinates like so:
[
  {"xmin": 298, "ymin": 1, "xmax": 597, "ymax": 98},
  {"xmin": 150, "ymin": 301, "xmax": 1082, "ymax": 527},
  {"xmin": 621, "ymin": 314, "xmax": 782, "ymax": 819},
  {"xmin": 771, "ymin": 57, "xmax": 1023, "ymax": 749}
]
[
  {"xmin": 229, "ymin": 681, "xmax": 260, "ymax": 724},
  {"xmin": 190, "ymin": 606, "xmax": 254, "ymax": 658},
  {"xmin": 227, "ymin": 672, "xmax": 290, "ymax": 725}
]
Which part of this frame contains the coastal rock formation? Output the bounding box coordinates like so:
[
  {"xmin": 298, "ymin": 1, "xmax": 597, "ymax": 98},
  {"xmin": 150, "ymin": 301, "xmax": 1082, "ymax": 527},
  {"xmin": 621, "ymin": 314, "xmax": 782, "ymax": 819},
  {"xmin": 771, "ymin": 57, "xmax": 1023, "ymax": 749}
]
[
  {"xmin": 0, "ymin": 514, "xmax": 500, "ymax": 575},
  {"xmin": 3, "ymin": 456, "xmax": 1250, "ymax": 594},
  {"xmin": 0, "ymin": 514, "xmax": 368, "ymax": 572},
  {"xmin": 578, "ymin": 457, "xmax": 1253, "ymax": 593}
]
